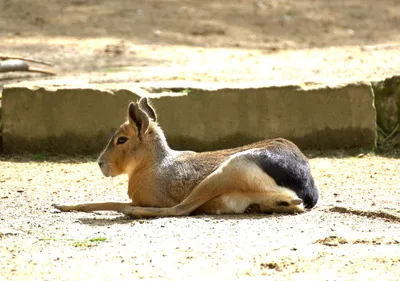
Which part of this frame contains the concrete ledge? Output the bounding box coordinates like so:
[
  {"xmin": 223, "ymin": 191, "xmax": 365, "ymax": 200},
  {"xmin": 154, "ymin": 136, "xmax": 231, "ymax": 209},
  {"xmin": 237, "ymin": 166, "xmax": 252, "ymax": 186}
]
[{"xmin": 2, "ymin": 80, "xmax": 376, "ymax": 154}]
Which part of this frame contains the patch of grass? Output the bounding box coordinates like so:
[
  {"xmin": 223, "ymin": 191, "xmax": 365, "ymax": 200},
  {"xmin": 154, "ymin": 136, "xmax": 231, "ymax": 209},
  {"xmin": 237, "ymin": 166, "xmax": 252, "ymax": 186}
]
[
  {"xmin": 32, "ymin": 153, "xmax": 46, "ymax": 161},
  {"xmin": 40, "ymin": 236, "xmax": 107, "ymax": 248},
  {"xmin": 180, "ymin": 88, "xmax": 191, "ymax": 94},
  {"xmin": 72, "ymin": 237, "xmax": 107, "ymax": 248},
  {"xmin": 89, "ymin": 237, "xmax": 107, "ymax": 242}
]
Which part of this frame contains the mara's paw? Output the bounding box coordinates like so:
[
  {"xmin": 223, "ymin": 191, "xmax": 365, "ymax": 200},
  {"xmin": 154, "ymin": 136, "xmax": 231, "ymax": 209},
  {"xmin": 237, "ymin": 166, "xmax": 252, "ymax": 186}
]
[
  {"xmin": 52, "ymin": 204, "xmax": 72, "ymax": 212},
  {"xmin": 260, "ymin": 197, "xmax": 305, "ymax": 214},
  {"xmin": 120, "ymin": 206, "xmax": 144, "ymax": 218},
  {"xmin": 51, "ymin": 204, "xmax": 87, "ymax": 212},
  {"xmin": 275, "ymin": 198, "xmax": 305, "ymax": 214}
]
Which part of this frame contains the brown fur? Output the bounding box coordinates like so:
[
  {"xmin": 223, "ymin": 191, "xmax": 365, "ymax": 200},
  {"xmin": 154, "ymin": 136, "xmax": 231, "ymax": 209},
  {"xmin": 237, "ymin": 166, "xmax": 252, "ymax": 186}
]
[{"xmin": 53, "ymin": 98, "xmax": 317, "ymax": 217}]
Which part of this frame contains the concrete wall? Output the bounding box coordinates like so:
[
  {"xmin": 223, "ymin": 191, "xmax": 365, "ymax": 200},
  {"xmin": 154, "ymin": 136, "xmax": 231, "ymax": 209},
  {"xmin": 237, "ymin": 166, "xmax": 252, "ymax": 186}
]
[{"xmin": 2, "ymin": 80, "xmax": 376, "ymax": 154}]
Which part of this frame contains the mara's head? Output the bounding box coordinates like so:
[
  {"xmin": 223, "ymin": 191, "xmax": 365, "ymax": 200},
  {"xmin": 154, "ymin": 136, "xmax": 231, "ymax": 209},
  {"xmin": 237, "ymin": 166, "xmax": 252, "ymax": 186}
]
[{"xmin": 97, "ymin": 97, "xmax": 159, "ymax": 177}]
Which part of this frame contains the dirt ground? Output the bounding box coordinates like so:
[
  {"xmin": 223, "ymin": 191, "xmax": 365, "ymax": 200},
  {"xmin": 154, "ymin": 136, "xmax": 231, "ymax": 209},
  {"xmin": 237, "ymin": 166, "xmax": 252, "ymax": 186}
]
[
  {"xmin": 1, "ymin": 0, "xmax": 400, "ymax": 85},
  {"xmin": 1, "ymin": 151, "xmax": 400, "ymax": 281},
  {"xmin": 1, "ymin": 0, "xmax": 400, "ymax": 280}
]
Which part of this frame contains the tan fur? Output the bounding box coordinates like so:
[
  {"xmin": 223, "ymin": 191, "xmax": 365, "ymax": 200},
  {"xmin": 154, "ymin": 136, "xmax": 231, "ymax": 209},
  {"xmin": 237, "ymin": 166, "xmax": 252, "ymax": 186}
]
[{"xmin": 53, "ymin": 98, "xmax": 308, "ymax": 217}]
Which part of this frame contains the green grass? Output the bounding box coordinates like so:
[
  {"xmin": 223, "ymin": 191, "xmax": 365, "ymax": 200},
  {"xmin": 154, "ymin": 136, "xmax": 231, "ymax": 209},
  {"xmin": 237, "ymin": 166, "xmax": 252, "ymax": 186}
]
[
  {"xmin": 32, "ymin": 153, "xmax": 46, "ymax": 161},
  {"xmin": 180, "ymin": 88, "xmax": 191, "ymax": 94},
  {"xmin": 40, "ymin": 236, "xmax": 107, "ymax": 248},
  {"xmin": 88, "ymin": 237, "xmax": 107, "ymax": 242},
  {"xmin": 72, "ymin": 237, "xmax": 107, "ymax": 248}
]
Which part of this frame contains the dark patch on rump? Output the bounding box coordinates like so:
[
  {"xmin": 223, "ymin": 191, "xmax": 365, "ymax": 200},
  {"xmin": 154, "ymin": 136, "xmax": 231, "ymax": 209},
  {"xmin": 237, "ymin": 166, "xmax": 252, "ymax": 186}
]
[{"xmin": 249, "ymin": 146, "xmax": 319, "ymax": 208}]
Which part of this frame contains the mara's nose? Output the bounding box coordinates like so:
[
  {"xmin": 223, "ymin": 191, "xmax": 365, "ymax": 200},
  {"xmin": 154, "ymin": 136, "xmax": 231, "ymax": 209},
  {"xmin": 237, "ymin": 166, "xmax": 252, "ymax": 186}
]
[{"xmin": 98, "ymin": 161, "xmax": 104, "ymax": 168}]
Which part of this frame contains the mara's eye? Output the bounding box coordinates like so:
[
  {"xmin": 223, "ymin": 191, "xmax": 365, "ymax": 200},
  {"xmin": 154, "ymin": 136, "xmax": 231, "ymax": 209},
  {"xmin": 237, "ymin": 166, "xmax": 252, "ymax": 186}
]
[{"xmin": 116, "ymin": 136, "xmax": 128, "ymax": 145}]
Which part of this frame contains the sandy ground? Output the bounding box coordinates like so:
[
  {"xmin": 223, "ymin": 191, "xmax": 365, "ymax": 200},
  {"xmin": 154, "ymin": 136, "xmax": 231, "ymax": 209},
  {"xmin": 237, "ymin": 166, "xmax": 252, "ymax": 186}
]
[
  {"xmin": 1, "ymin": 151, "xmax": 400, "ymax": 281},
  {"xmin": 1, "ymin": 1, "xmax": 400, "ymax": 280}
]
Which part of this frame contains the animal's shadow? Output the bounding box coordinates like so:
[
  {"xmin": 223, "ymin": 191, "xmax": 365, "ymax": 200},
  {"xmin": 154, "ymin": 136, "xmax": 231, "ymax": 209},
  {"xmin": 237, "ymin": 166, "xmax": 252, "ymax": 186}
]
[{"xmin": 78, "ymin": 212, "xmax": 295, "ymax": 227}]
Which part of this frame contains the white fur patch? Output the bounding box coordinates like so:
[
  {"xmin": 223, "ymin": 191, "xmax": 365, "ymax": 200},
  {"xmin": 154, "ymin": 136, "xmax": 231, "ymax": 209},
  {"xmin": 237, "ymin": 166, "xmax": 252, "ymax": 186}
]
[{"xmin": 220, "ymin": 193, "xmax": 253, "ymax": 214}]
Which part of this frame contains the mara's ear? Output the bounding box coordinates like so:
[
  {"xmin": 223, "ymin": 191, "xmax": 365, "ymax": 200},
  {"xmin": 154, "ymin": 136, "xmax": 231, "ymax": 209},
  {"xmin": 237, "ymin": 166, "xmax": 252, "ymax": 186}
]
[
  {"xmin": 127, "ymin": 102, "xmax": 150, "ymax": 139},
  {"xmin": 138, "ymin": 97, "xmax": 157, "ymax": 122}
]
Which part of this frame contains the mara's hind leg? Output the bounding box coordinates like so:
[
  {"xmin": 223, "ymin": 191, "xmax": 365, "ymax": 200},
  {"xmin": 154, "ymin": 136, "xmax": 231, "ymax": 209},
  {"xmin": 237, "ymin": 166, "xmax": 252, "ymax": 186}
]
[
  {"xmin": 122, "ymin": 152, "xmax": 303, "ymax": 218},
  {"xmin": 192, "ymin": 189, "xmax": 304, "ymax": 215}
]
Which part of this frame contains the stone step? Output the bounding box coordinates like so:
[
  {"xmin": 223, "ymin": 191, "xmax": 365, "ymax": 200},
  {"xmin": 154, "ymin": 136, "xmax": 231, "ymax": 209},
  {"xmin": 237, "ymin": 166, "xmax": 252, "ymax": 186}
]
[{"xmin": 2, "ymin": 79, "xmax": 376, "ymax": 154}]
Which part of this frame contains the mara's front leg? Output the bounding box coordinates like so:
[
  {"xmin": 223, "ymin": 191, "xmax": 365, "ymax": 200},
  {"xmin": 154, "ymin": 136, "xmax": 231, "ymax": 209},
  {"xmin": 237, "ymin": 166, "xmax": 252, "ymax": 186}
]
[{"xmin": 53, "ymin": 202, "xmax": 133, "ymax": 212}]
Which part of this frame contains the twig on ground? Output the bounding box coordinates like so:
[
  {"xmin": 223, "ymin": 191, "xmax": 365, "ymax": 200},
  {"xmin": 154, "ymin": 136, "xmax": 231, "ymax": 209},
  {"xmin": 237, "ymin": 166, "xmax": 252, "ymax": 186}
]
[
  {"xmin": 0, "ymin": 55, "xmax": 53, "ymax": 66},
  {"xmin": 0, "ymin": 59, "xmax": 56, "ymax": 75}
]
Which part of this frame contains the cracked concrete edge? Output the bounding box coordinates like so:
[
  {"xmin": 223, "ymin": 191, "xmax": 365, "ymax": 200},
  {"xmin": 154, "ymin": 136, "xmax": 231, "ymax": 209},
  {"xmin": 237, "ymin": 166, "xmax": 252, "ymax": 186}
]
[{"xmin": 1, "ymin": 79, "xmax": 377, "ymax": 154}]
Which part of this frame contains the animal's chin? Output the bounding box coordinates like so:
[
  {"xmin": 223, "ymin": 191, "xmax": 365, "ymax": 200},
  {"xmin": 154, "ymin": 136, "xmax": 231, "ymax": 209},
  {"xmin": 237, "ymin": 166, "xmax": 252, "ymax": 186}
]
[
  {"xmin": 100, "ymin": 168, "xmax": 113, "ymax": 177},
  {"xmin": 101, "ymin": 169, "xmax": 120, "ymax": 178},
  {"xmin": 99, "ymin": 163, "xmax": 123, "ymax": 177}
]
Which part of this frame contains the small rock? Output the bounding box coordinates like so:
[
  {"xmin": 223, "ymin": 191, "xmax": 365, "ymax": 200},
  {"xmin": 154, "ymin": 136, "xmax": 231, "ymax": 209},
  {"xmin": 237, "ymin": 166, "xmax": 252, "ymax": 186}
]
[{"xmin": 314, "ymin": 235, "xmax": 348, "ymax": 246}]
